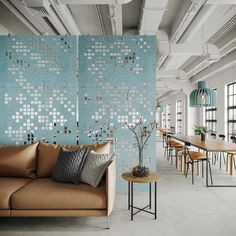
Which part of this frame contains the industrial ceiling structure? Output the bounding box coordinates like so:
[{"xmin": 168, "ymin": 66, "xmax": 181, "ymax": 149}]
[{"xmin": 0, "ymin": 0, "xmax": 236, "ymax": 101}]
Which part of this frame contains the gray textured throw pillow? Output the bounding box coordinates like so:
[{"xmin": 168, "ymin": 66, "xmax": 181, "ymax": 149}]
[
  {"xmin": 52, "ymin": 148, "xmax": 89, "ymax": 184},
  {"xmin": 80, "ymin": 151, "xmax": 114, "ymax": 187}
]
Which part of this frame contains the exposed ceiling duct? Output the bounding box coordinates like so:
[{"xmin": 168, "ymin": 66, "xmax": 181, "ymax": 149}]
[
  {"xmin": 158, "ymin": 0, "xmax": 207, "ymax": 68},
  {"xmin": 158, "ymin": 30, "xmax": 220, "ymax": 60},
  {"xmin": 24, "ymin": 0, "xmax": 80, "ymax": 35},
  {"xmin": 186, "ymin": 16, "xmax": 236, "ymax": 78},
  {"xmin": 139, "ymin": 0, "xmax": 168, "ymax": 35}
]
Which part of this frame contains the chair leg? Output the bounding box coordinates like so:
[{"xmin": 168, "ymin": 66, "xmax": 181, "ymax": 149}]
[
  {"xmin": 180, "ymin": 153, "xmax": 183, "ymax": 172},
  {"xmin": 106, "ymin": 216, "xmax": 110, "ymax": 229},
  {"xmin": 208, "ymin": 161, "xmax": 213, "ymax": 185},
  {"xmin": 219, "ymin": 152, "xmax": 222, "ymax": 170},
  {"xmin": 226, "ymin": 154, "xmax": 229, "ymax": 172},
  {"xmin": 175, "ymin": 150, "xmax": 178, "ymax": 169},
  {"xmin": 230, "ymin": 154, "xmax": 233, "ymax": 175},
  {"xmin": 191, "ymin": 162, "xmax": 194, "ymax": 185},
  {"xmin": 186, "ymin": 162, "xmax": 189, "ymax": 178},
  {"xmin": 197, "ymin": 161, "xmax": 199, "ymax": 175},
  {"xmin": 202, "ymin": 160, "xmax": 204, "ymax": 178}
]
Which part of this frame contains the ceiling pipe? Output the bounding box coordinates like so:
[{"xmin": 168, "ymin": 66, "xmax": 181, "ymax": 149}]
[
  {"xmin": 59, "ymin": 0, "xmax": 132, "ymax": 4},
  {"xmin": 109, "ymin": 4, "xmax": 122, "ymax": 35}
]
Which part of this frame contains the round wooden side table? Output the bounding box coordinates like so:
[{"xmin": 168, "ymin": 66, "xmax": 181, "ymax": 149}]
[{"xmin": 121, "ymin": 172, "xmax": 160, "ymax": 221}]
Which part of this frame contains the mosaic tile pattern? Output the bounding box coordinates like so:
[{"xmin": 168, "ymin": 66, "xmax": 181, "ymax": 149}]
[
  {"xmin": 0, "ymin": 36, "xmax": 77, "ymax": 144},
  {"xmin": 79, "ymin": 36, "xmax": 156, "ymax": 191},
  {"xmin": 0, "ymin": 35, "xmax": 156, "ymax": 191}
]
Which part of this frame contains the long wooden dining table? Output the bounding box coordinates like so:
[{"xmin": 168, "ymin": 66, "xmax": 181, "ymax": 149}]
[{"xmin": 170, "ymin": 134, "xmax": 236, "ymax": 187}]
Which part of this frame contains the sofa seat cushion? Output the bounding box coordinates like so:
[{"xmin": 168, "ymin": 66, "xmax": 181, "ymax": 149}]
[
  {"xmin": 0, "ymin": 178, "xmax": 32, "ymax": 209},
  {"xmin": 37, "ymin": 142, "xmax": 110, "ymax": 177},
  {"xmin": 0, "ymin": 142, "xmax": 39, "ymax": 178},
  {"xmin": 11, "ymin": 178, "xmax": 107, "ymax": 210}
]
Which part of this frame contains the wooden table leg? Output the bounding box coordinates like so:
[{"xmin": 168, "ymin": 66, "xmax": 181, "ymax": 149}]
[
  {"xmin": 230, "ymin": 154, "xmax": 233, "ymax": 175},
  {"xmin": 226, "ymin": 154, "xmax": 229, "ymax": 172}
]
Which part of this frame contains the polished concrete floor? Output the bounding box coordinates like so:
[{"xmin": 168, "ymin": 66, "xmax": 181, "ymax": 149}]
[{"xmin": 1, "ymin": 142, "xmax": 236, "ymax": 236}]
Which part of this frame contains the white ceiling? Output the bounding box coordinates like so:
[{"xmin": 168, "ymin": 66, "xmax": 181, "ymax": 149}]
[{"xmin": 0, "ymin": 0, "xmax": 236, "ymax": 100}]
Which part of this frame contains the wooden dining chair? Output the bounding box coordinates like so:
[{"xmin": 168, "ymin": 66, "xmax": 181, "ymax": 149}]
[
  {"xmin": 226, "ymin": 136, "xmax": 236, "ymax": 175},
  {"xmin": 184, "ymin": 142, "xmax": 213, "ymax": 185},
  {"xmin": 164, "ymin": 135, "xmax": 184, "ymax": 167}
]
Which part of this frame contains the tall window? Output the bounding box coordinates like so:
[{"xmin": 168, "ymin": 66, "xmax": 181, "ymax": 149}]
[
  {"xmin": 176, "ymin": 100, "xmax": 183, "ymax": 134},
  {"xmin": 162, "ymin": 112, "xmax": 166, "ymax": 127},
  {"xmin": 205, "ymin": 88, "xmax": 217, "ymax": 133},
  {"xmin": 167, "ymin": 104, "xmax": 171, "ymax": 128},
  {"xmin": 228, "ymin": 83, "xmax": 236, "ymax": 139}
]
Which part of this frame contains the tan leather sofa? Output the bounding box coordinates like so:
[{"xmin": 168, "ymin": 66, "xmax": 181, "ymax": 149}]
[{"xmin": 0, "ymin": 142, "xmax": 116, "ymax": 227}]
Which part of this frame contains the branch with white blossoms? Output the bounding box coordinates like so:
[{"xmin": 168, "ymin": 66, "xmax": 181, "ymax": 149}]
[{"xmin": 125, "ymin": 117, "xmax": 156, "ymax": 151}]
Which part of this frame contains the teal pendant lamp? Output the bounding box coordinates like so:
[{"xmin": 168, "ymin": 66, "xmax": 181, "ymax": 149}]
[{"xmin": 190, "ymin": 81, "xmax": 216, "ymax": 107}]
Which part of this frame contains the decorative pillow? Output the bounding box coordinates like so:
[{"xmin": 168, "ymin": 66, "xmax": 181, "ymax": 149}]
[
  {"xmin": 80, "ymin": 151, "xmax": 114, "ymax": 187},
  {"xmin": 52, "ymin": 148, "xmax": 89, "ymax": 184}
]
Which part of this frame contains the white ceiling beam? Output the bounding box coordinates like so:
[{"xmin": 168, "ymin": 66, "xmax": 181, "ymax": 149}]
[
  {"xmin": 157, "ymin": 69, "xmax": 188, "ymax": 81},
  {"xmin": 1, "ymin": 0, "xmax": 41, "ymax": 35},
  {"xmin": 59, "ymin": 0, "xmax": 132, "ymax": 4},
  {"xmin": 139, "ymin": 0, "xmax": 168, "ymax": 35},
  {"xmin": 49, "ymin": 0, "xmax": 81, "ymax": 35},
  {"xmin": 109, "ymin": 4, "xmax": 122, "ymax": 35}
]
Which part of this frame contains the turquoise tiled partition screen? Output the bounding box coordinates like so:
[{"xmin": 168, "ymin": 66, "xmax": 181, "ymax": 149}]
[
  {"xmin": 0, "ymin": 35, "xmax": 156, "ymax": 191},
  {"xmin": 0, "ymin": 36, "xmax": 77, "ymax": 144},
  {"xmin": 79, "ymin": 36, "xmax": 156, "ymax": 191}
]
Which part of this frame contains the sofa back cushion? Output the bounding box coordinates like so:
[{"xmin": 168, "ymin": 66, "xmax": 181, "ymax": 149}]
[
  {"xmin": 37, "ymin": 142, "xmax": 111, "ymax": 177},
  {"xmin": 0, "ymin": 142, "xmax": 39, "ymax": 179}
]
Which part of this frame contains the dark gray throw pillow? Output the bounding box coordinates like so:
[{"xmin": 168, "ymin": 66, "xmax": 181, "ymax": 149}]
[
  {"xmin": 52, "ymin": 148, "xmax": 89, "ymax": 184},
  {"xmin": 80, "ymin": 151, "xmax": 114, "ymax": 187}
]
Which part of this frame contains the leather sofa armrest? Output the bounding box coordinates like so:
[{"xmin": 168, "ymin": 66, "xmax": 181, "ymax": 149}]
[{"xmin": 106, "ymin": 159, "xmax": 116, "ymax": 216}]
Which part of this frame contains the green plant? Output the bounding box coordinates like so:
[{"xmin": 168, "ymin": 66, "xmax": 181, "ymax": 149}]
[{"xmin": 194, "ymin": 125, "xmax": 210, "ymax": 135}]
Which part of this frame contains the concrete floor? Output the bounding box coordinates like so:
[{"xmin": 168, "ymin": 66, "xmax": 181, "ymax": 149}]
[{"xmin": 1, "ymin": 142, "xmax": 236, "ymax": 236}]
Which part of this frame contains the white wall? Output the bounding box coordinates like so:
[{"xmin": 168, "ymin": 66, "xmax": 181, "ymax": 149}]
[
  {"xmin": 158, "ymin": 64, "xmax": 236, "ymax": 137},
  {"xmin": 159, "ymin": 89, "xmax": 197, "ymax": 135},
  {"xmin": 205, "ymin": 65, "xmax": 236, "ymax": 136}
]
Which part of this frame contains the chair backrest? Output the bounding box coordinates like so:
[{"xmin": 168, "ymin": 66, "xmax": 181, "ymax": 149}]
[
  {"xmin": 210, "ymin": 132, "xmax": 216, "ymax": 138},
  {"xmin": 162, "ymin": 133, "xmax": 168, "ymax": 147},
  {"xmin": 219, "ymin": 134, "xmax": 225, "ymax": 141},
  {"xmin": 184, "ymin": 141, "xmax": 191, "ymax": 147},
  {"xmin": 230, "ymin": 136, "xmax": 236, "ymax": 143}
]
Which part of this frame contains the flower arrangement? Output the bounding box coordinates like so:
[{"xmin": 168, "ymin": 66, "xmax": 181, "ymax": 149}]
[
  {"xmin": 194, "ymin": 125, "xmax": 210, "ymax": 135},
  {"xmin": 194, "ymin": 125, "xmax": 211, "ymax": 141},
  {"xmin": 125, "ymin": 117, "xmax": 156, "ymax": 177}
]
